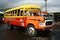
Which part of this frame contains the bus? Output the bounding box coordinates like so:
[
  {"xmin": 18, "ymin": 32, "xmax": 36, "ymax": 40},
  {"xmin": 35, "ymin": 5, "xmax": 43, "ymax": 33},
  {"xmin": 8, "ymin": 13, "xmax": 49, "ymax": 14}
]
[
  {"xmin": 0, "ymin": 11, "xmax": 4, "ymax": 24},
  {"xmin": 3, "ymin": 4, "xmax": 54, "ymax": 37}
]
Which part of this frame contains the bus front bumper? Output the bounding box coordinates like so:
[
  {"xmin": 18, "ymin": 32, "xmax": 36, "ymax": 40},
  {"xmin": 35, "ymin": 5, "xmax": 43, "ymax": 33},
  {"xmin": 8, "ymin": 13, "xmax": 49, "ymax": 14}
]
[{"xmin": 38, "ymin": 25, "xmax": 54, "ymax": 31}]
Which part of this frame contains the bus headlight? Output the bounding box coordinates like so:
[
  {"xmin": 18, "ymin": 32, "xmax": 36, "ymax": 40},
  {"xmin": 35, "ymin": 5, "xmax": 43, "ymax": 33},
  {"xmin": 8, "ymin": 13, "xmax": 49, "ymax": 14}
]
[{"xmin": 39, "ymin": 23, "xmax": 45, "ymax": 26}]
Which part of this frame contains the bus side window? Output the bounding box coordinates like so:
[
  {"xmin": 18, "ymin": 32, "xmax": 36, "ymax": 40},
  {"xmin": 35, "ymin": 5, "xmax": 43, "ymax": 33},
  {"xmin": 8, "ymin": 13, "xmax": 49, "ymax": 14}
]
[
  {"xmin": 20, "ymin": 11, "xmax": 23, "ymax": 16},
  {"xmin": 7, "ymin": 12, "xmax": 9, "ymax": 16},
  {"xmin": 12, "ymin": 11, "xmax": 14, "ymax": 16},
  {"xmin": 28, "ymin": 12, "xmax": 32, "ymax": 16},
  {"xmin": 9, "ymin": 12, "xmax": 10, "ymax": 16},
  {"xmin": 13, "ymin": 11, "xmax": 15, "ymax": 16},
  {"xmin": 6, "ymin": 12, "xmax": 7, "ymax": 16},
  {"xmin": 24, "ymin": 11, "xmax": 27, "ymax": 16},
  {"xmin": 11, "ymin": 11, "xmax": 12, "ymax": 16},
  {"xmin": 5, "ymin": 13, "xmax": 6, "ymax": 16},
  {"xmin": 17, "ymin": 9, "xmax": 20, "ymax": 16},
  {"xmin": 15, "ymin": 10, "xmax": 17, "ymax": 16}
]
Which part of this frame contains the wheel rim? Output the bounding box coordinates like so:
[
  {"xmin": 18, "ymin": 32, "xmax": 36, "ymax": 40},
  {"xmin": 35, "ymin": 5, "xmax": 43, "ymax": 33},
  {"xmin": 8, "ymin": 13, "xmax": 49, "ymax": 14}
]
[{"xmin": 28, "ymin": 27, "xmax": 35, "ymax": 35}]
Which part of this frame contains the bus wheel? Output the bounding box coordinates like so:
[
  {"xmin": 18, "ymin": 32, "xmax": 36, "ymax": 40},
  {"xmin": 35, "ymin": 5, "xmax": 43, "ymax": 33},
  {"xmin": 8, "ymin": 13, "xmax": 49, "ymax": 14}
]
[{"xmin": 26, "ymin": 25, "xmax": 37, "ymax": 37}]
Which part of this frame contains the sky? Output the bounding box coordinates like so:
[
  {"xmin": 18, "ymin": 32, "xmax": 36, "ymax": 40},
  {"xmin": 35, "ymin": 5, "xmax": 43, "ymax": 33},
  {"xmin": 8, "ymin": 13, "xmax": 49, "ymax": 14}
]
[{"xmin": 0, "ymin": 0, "xmax": 60, "ymax": 12}]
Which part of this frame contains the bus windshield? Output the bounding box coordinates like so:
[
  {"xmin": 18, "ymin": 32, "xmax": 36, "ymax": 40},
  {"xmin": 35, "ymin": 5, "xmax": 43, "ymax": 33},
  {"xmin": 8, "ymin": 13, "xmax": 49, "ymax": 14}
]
[{"xmin": 43, "ymin": 14, "xmax": 54, "ymax": 20}]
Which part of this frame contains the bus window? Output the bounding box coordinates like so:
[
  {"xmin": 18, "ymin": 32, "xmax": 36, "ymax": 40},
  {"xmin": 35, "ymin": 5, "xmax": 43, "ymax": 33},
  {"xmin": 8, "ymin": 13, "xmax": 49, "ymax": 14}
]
[
  {"xmin": 12, "ymin": 11, "xmax": 14, "ymax": 16},
  {"xmin": 23, "ymin": 11, "xmax": 27, "ymax": 16},
  {"xmin": 17, "ymin": 9, "xmax": 20, "ymax": 16},
  {"xmin": 6, "ymin": 12, "xmax": 8, "ymax": 16},
  {"xmin": 14, "ymin": 10, "xmax": 17, "ymax": 16},
  {"xmin": 11, "ymin": 11, "xmax": 12, "ymax": 16},
  {"xmin": 8, "ymin": 12, "xmax": 11, "ymax": 16},
  {"xmin": 15, "ymin": 10, "xmax": 17, "ymax": 13},
  {"xmin": 14, "ymin": 10, "xmax": 15, "ymax": 16},
  {"xmin": 5, "ymin": 13, "xmax": 6, "ymax": 16},
  {"xmin": 20, "ymin": 11, "xmax": 23, "ymax": 16},
  {"xmin": 28, "ymin": 12, "xmax": 31, "ymax": 16},
  {"xmin": 28, "ymin": 12, "xmax": 40, "ymax": 16},
  {"xmin": 33, "ymin": 13, "xmax": 39, "ymax": 16}
]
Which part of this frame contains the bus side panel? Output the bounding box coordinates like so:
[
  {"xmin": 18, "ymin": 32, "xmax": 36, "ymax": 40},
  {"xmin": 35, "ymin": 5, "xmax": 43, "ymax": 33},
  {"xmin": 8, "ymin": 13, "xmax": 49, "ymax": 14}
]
[
  {"xmin": 9, "ymin": 18, "xmax": 20, "ymax": 26},
  {"xmin": 4, "ymin": 18, "xmax": 8, "ymax": 23},
  {"xmin": 22, "ymin": 17, "xmax": 27, "ymax": 27},
  {"xmin": 19, "ymin": 17, "xmax": 27, "ymax": 27},
  {"xmin": 9, "ymin": 17, "xmax": 27, "ymax": 27},
  {"xmin": 26, "ymin": 18, "xmax": 39, "ymax": 29},
  {"xmin": 26, "ymin": 20, "xmax": 39, "ymax": 29}
]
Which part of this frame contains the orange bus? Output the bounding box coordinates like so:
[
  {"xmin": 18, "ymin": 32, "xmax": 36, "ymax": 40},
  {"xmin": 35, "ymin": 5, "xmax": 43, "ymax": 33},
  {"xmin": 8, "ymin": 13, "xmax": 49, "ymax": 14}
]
[{"xmin": 3, "ymin": 4, "xmax": 54, "ymax": 37}]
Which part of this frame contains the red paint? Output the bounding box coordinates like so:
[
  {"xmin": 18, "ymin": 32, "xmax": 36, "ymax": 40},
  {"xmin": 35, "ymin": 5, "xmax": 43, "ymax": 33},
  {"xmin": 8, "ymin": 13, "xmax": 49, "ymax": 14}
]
[
  {"xmin": 4, "ymin": 17, "xmax": 27, "ymax": 27},
  {"xmin": 41, "ymin": 12, "xmax": 48, "ymax": 14}
]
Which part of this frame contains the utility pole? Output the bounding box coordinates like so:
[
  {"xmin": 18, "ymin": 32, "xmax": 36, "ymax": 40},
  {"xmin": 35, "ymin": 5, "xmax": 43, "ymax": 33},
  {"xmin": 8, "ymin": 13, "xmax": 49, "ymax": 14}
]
[{"xmin": 44, "ymin": 0, "xmax": 47, "ymax": 12}]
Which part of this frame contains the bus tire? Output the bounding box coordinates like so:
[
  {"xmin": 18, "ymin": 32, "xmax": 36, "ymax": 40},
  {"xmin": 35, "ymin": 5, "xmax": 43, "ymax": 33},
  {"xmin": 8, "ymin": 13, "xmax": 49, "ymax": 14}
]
[{"xmin": 26, "ymin": 25, "xmax": 37, "ymax": 37}]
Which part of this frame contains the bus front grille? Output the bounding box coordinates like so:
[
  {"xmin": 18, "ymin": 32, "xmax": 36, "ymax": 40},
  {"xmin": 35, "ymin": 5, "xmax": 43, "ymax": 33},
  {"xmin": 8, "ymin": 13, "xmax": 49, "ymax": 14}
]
[{"xmin": 46, "ymin": 21, "xmax": 53, "ymax": 25}]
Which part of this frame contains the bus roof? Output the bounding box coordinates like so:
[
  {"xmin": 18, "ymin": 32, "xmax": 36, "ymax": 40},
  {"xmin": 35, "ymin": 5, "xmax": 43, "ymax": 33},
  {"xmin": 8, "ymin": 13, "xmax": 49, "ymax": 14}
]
[{"xmin": 5, "ymin": 4, "xmax": 40, "ymax": 12}]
